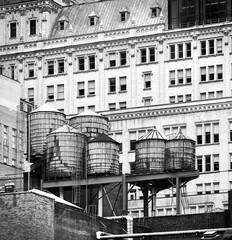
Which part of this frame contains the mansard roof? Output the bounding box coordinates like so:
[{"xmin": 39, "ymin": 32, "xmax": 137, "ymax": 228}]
[{"xmin": 49, "ymin": 0, "xmax": 167, "ymax": 38}]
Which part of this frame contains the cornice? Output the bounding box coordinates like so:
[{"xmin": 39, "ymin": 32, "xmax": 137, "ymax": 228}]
[{"xmin": 104, "ymin": 99, "xmax": 232, "ymax": 122}]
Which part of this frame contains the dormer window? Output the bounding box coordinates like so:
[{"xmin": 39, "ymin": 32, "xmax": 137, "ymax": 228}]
[
  {"xmin": 88, "ymin": 11, "xmax": 99, "ymax": 26},
  {"xmin": 150, "ymin": 2, "xmax": 161, "ymax": 18},
  {"xmin": 59, "ymin": 21, "xmax": 65, "ymax": 30},
  {"xmin": 119, "ymin": 7, "xmax": 129, "ymax": 22},
  {"xmin": 58, "ymin": 16, "xmax": 69, "ymax": 31}
]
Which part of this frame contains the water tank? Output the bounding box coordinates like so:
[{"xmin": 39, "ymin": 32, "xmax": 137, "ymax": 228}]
[
  {"xmin": 69, "ymin": 110, "xmax": 109, "ymax": 139},
  {"xmin": 46, "ymin": 124, "xmax": 86, "ymax": 178},
  {"xmin": 87, "ymin": 133, "xmax": 120, "ymax": 175},
  {"xmin": 135, "ymin": 127, "xmax": 166, "ymax": 174},
  {"xmin": 30, "ymin": 104, "xmax": 66, "ymax": 157},
  {"xmin": 165, "ymin": 131, "xmax": 196, "ymax": 171}
]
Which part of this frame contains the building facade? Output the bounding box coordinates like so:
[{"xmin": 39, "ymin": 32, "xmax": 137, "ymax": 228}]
[{"xmin": 0, "ymin": 0, "xmax": 232, "ymax": 216}]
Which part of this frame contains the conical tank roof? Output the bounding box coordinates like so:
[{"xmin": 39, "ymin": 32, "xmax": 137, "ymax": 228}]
[
  {"xmin": 31, "ymin": 104, "xmax": 63, "ymax": 114},
  {"xmin": 49, "ymin": 124, "xmax": 80, "ymax": 134},
  {"xmin": 137, "ymin": 126, "xmax": 165, "ymax": 141},
  {"xmin": 89, "ymin": 133, "xmax": 119, "ymax": 144},
  {"xmin": 78, "ymin": 110, "xmax": 101, "ymax": 116},
  {"xmin": 168, "ymin": 130, "xmax": 194, "ymax": 141}
]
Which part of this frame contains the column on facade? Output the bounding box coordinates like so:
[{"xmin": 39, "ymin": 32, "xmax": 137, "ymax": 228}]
[
  {"xmin": 67, "ymin": 48, "xmax": 74, "ymax": 114},
  {"xmin": 0, "ymin": 14, "xmax": 6, "ymax": 45},
  {"xmin": 36, "ymin": 53, "xmax": 44, "ymax": 106},
  {"xmin": 18, "ymin": 56, "xmax": 25, "ymax": 99},
  {"xmin": 20, "ymin": 11, "xmax": 26, "ymax": 42},
  {"xmin": 41, "ymin": 10, "xmax": 50, "ymax": 38},
  {"xmin": 129, "ymin": 40, "xmax": 136, "ymax": 108}
]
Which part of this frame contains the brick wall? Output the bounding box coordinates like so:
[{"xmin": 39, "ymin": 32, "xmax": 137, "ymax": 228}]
[
  {"xmin": 133, "ymin": 212, "xmax": 229, "ymax": 232},
  {"xmin": 0, "ymin": 192, "xmax": 54, "ymax": 240}
]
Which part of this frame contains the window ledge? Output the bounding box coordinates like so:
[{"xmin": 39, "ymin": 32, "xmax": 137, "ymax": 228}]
[
  {"xmin": 87, "ymin": 94, "xmax": 96, "ymax": 97},
  {"xmin": 76, "ymin": 96, "xmax": 85, "ymax": 98},
  {"xmin": 199, "ymin": 79, "xmax": 223, "ymax": 84},
  {"xmin": 136, "ymin": 61, "xmax": 158, "ymax": 66},
  {"xmin": 25, "ymin": 77, "xmax": 36, "ymax": 80},
  {"xmin": 128, "ymin": 150, "xmax": 135, "ymax": 153},
  {"xmin": 143, "ymin": 87, "xmax": 151, "ymax": 91},
  {"xmin": 108, "ymin": 92, "xmax": 116, "ymax": 95},
  {"xmin": 118, "ymin": 90, "xmax": 127, "ymax": 94},
  {"xmin": 74, "ymin": 69, "xmax": 98, "ymax": 74},
  {"xmin": 199, "ymin": 53, "xmax": 224, "ymax": 58},
  {"xmin": 165, "ymin": 57, "xmax": 193, "ymax": 63},
  {"xmin": 46, "ymin": 99, "xmax": 54, "ymax": 102},
  {"xmin": 56, "ymin": 98, "xmax": 65, "ymax": 101},
  {"xmin": 169, "ymin": 83, "xmax": 192, "ymax": 88},
  {"xmin": 105, "ymin": 65, "xmax": 129, "ymax": 70},
  {"xmin": 196, "ymin": 142, "xmax": 219, "ymax": 147}
]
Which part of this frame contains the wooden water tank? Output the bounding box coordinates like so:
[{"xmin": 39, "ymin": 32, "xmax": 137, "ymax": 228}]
[
  {"xmin": 165, "ymin": 131, "xmax": 196, "ymax": 171},
  {"xmin": 30, "ymin": 104, "xmax": 66, "ymax": 157},
  {"xmin": 87, "ymin": 133, "xmax": 119, "ymax": 175},
  {"xmin": 135, "ymin": 127, "xmax": 166, "ymax": 174},
  {"xmin": 69, "ymin": 110, "xmax": 109, "ymax": 139},
  {"xmin": 46, "ymin": 125, "xmax": 86, "ymax": 178}
]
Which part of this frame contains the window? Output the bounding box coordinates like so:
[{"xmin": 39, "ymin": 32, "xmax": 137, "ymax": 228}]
[
  {"xmin": 208, "ymin": 92, "xmax": 214, "ymax": 99},
  {"xmin": 185, "ymin": 94, "xmax": 191, "ymax": 102},
  {"xmin": 201, "ymin": 41, "xmax": 206, "ymax": 55},
  {"xmin": 119, "ymin": 51, "xmax": 127, "ymax": 66},
  {"xmin": 88, "ymin": 80, "xmax": 95, "ymax": 95},
  {"xmin": 186, "ymin": 43, "xmax": 191, "ymax": 57},
  {"xmin": 29, "ymin": 19, "xmax": 36, "ymax": 35},
  {"xmin": 177, "ymin": 70, "xmax": 183, "ymax": 84},
  {"xmin": 88, "ymin": 55, "xmax": 95, "ymax": 69},
  {"xmin": 19, "ymin": 131, "xmax": 23, "ymax": 151},
  {"xmin": 119, "ymin": 76, "xmax": 127, "ymax": 91},
  {"xmin": 10, "ymin": 65, "xmax": 15, "ymax": 80},
  {"xmin": 12, "ymin": 159, "xmax": 16, "ymax": 166},
  {"xmin": 169, "ymin": 96, "xmax": 175, "ymax": 103},
  {"xmin": 12, "ymin": 128, "xmax": 16, "ymax": 149},
  {"xmin": 170, "ymin": 45, "xmax": 175, "ymax": 59},
  {"xmin": 77, "ymin": 82, "xmax": 85, "ymax": 96},
  {"xmin": 216, "ymin": 90, "xmax": 223, "ymax": 98},
  {"xmin": 196, "ymin": 125, "xmax": 202, "ymax": 144},
  {"xmin": 230, "ymin": 122, "xmax": 232, "ymax": 142},
  {"xmin": 213, "ymin": 123, "xmax": 219, "ymax": 143},
  {"xmin": 197, "ymin": 156, "xmax": 202, "ymax": 172},
  {"xmin": 186, "ymin": 69, "xmax": 191, "ymax": 83},
  {"xmin": 109, "ymin": 53, "xmax": 116, "ymax": 67},
  {"xmin": 200, "ymin": 67, "xmax": 206, "ymax": 81},
  {"xmin": 140, "ymin": 47, "xmax": 155, "ymax": 63},
  {"xmin": 119, "ymin": 102, "xmax": 126, "ymax": 109},
  {"xmin": 149, "ymin": 47, "xmax": 155, "ymax": 62},
  {"xmin": 3, "ymin": 125, "xmax": 8, "ymax": 146},
  {"xmin": 77, "ymin": 106, "xmax": 84, "ymax": 114},
  {"xmin": 205, "ymin": 124, "xmax": 211, "ymax": 144},
  {"xmin": 109, "ymin": 78, "xmax": 116, "ymax": 93},
  {"xmin": 205, "ymin": 155, "xmax": 211, "ymax": 172},
  {"xmin": 217, "ymin": 65, "xmax": 223, "ymax": 79},
  {"xmin": 28, "ymin": 88, "xmax": 34, "ymax": 103},
  {"xmin": 178, "ymin": 44, "xmax": 183, "ymax": 58},
  {"xmin": 213, "ymin": 155, "xmax": 219, "ymax": 171},
  {"xmin": 89, "ymin": 17, "xmax": 95, "ymax": 26},
  {"xmin": 120, "ymin": 12, "xmax": 126, "ymax": 21},
  {"xmin": 144, "ymin": 73, "xmax": 151, "ymax": 89},
  {"xmin": 213, "ymin": 183, "xmax": 219, "ymax": 193},
  {"xmin": 177, "ymin": 95, "xmax": 183, "ymax": 102},
  {"xmin": 197, "ymin": 184, "xmax": 203, "ymax": 195},
  {"xmin": 0, "ymin": 65, "xmax": 3, "ymax": 75},
  {"xmin": 47, "ymin": 60, "xmax": 55, "ymax": 75},
  {"xmin": 58, "ymin": 59, "xmax": 65, "ymax": 74},
  {"xmin": 59, "ymin": 21, "xmax": 65, "ymax": 30},
  {"xmin": 129, "ymin": 132, "xmax": 136, "ymax": 151},
  {"xmin": 205, "ymin": 183, "xmax": 211, "ymax": 194},
  {"xmin": 88, "ymin": 105, "xmax": 95, "ymax": 111},
  {"xmin": 10, "ymin": 22, "xmax": 17, "ymax": 38},
  {"xmin": 28, "ymin": 63, "xmax": 35, "ymax": 78},
  {"xmin": 200, "ymin": 93, "xmax": 206, "ymax": 100},
  {"xmin": 209, "ymin": 66, "xmax": 214, "ymax": 80},
  {"xmin": 57, "ymin": 84, "xmax": 64, "ymax": 99},
  {"xmin": 143, "ymin": 97, "xmax": 152, "ymax": 106},
  {"xmin": 209, "ymin": 40, "xmax": 214, "ymax": 54},
  {"xmin": 169, "ymin": 71, "xmax": 175, "ymax": 85},
  {"xmin": 47, "ymin": 86, "xmax": 54, "ymax": 100},
  {"xmin": 108, "ymin": 103, "xmax": 116, "ymax": 110},
  {"xmin": 166, "ymin": 208, "xmax": 172, "ymax": 216},
  {"xmin": 78, "ymin": 57, "xmax": 85, "ymax": 71},
  {"xmin": 216, "ymin": 39, "xmax": 222, "ymax": 53},
  {"xmin": 140, "ymin": 48, "xmax": 146, "ymax": 63},
  {"xmin": 3, "ymin": 156, "xmax": 8, "ymax": 164},
  {"xmin": 151, "ymin": 7, "xmax": 161, "ymax": 17}
]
